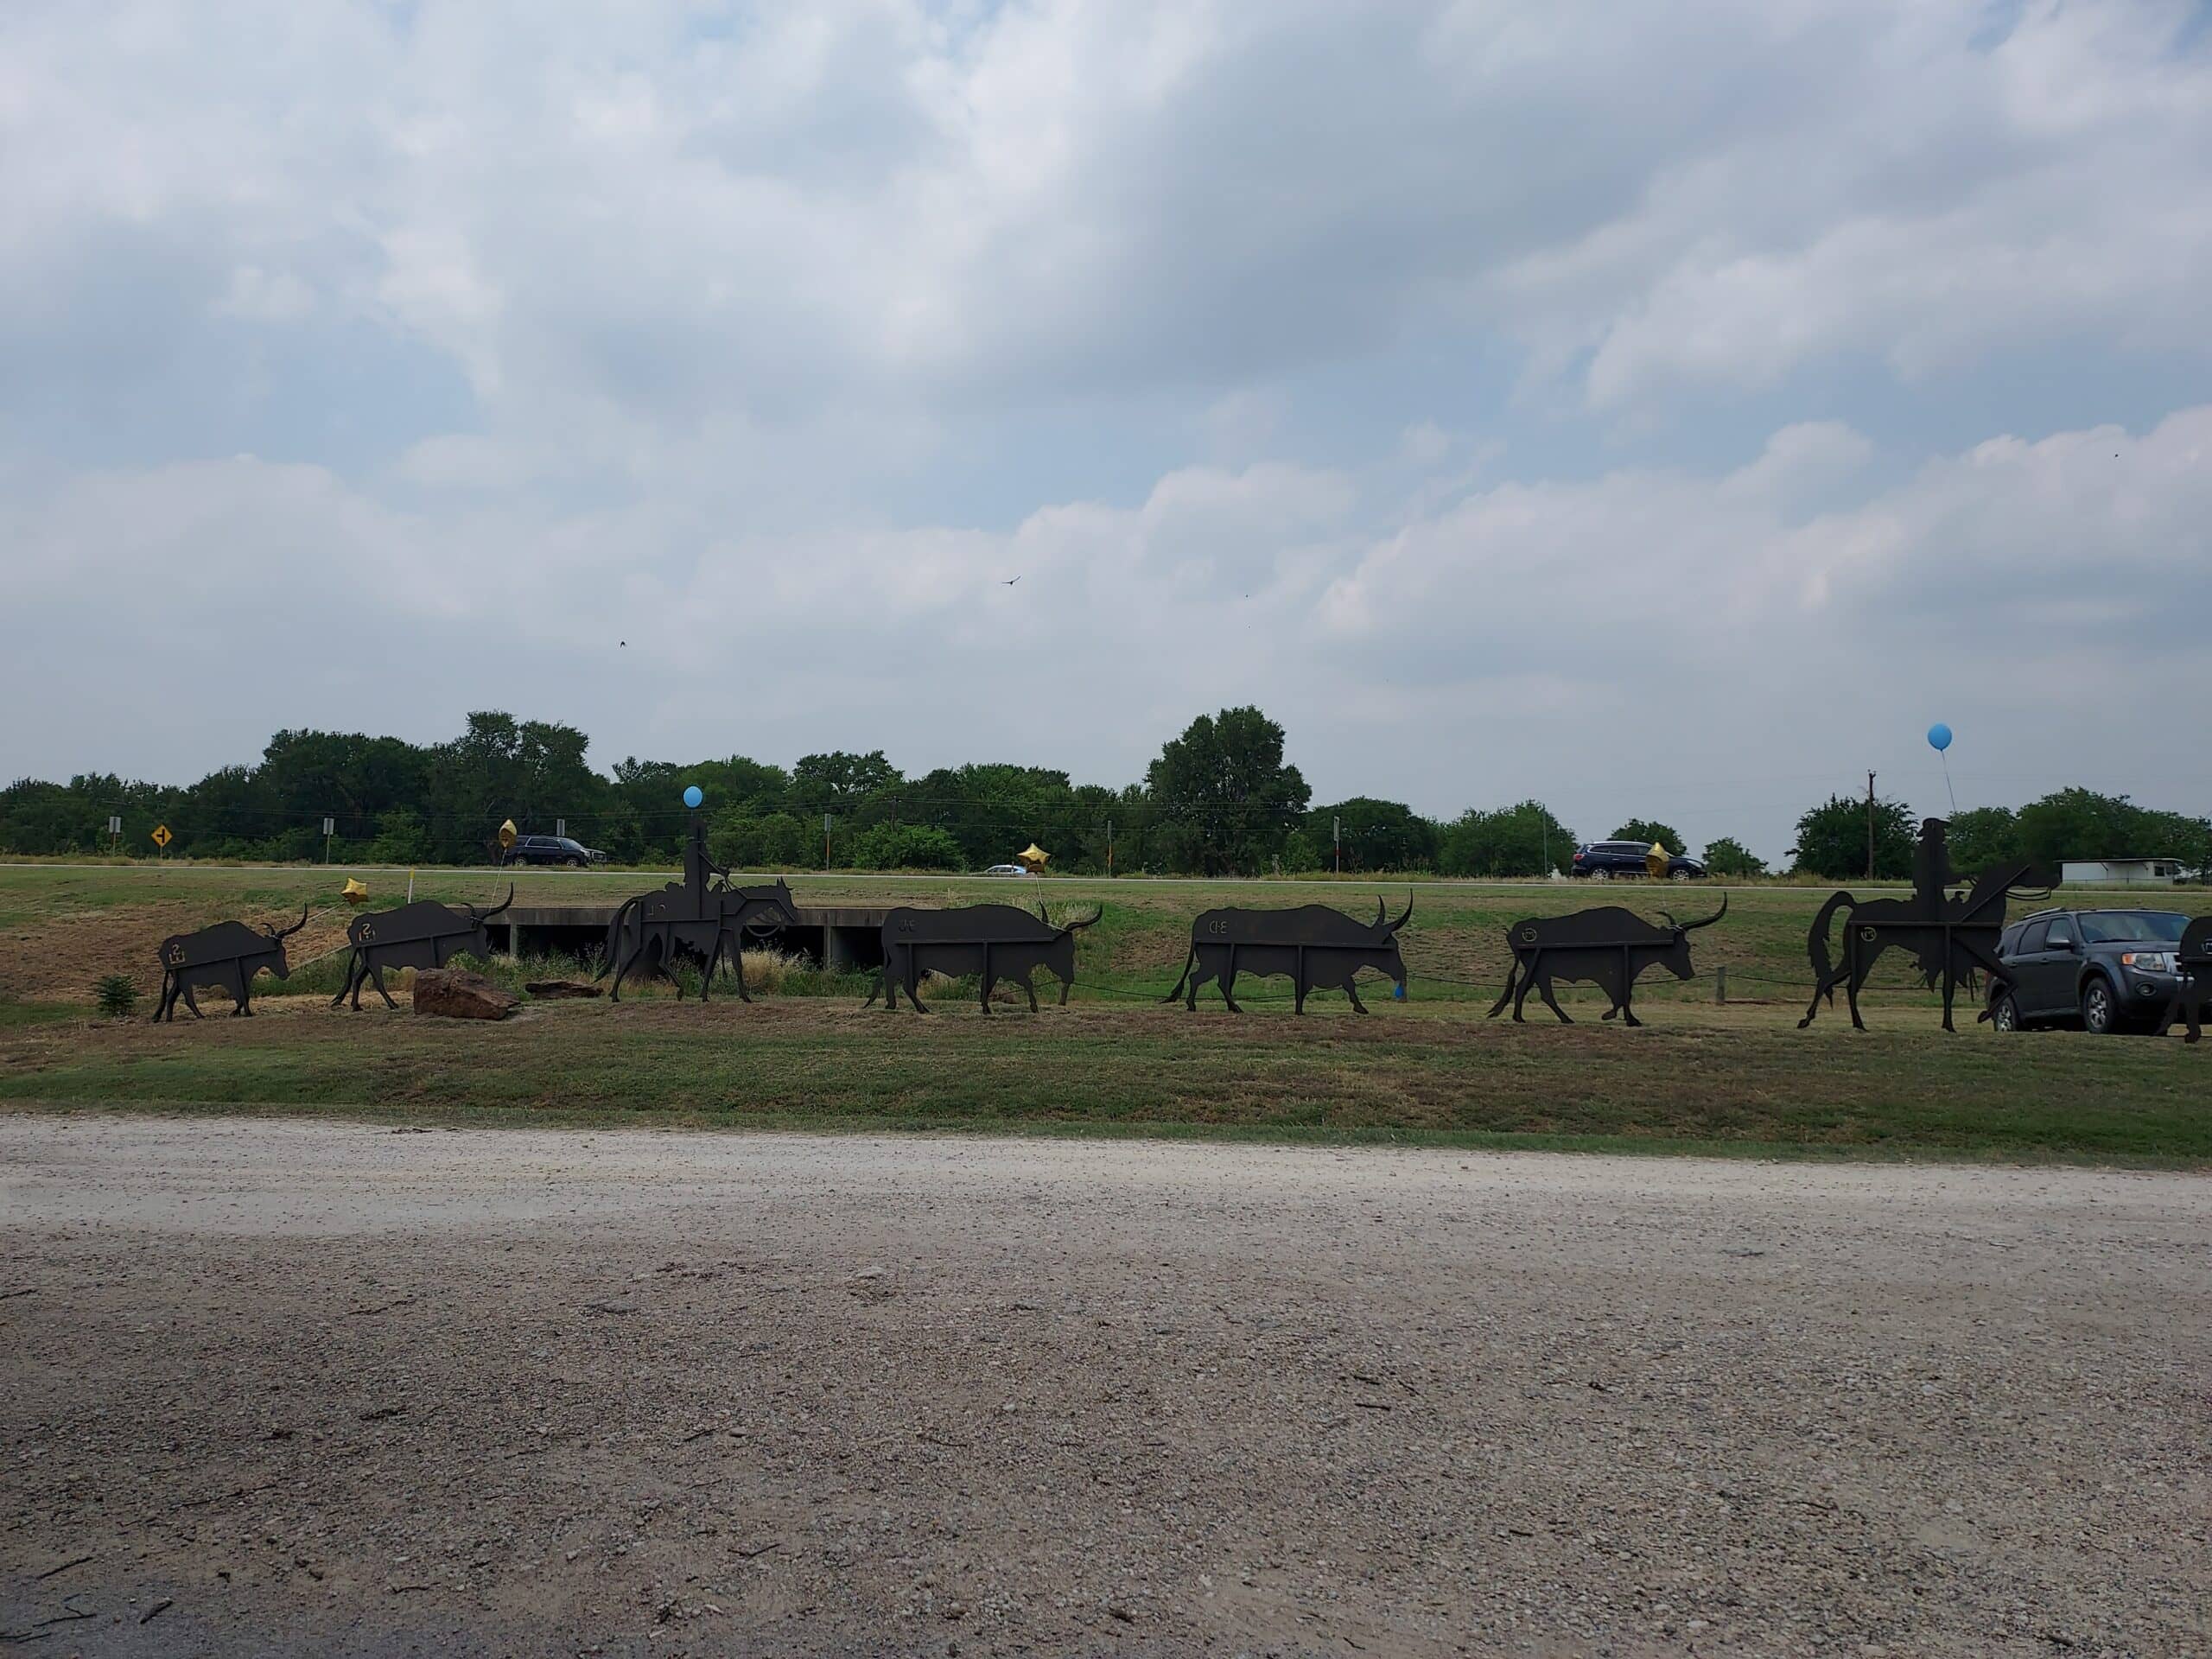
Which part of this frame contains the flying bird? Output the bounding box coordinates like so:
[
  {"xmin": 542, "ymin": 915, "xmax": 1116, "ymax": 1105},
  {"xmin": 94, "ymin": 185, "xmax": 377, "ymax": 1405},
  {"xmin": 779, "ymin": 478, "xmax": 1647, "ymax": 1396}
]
[{"xmin": 1001, "ymin": 575, "xmax": 1020, "ymax": 586}]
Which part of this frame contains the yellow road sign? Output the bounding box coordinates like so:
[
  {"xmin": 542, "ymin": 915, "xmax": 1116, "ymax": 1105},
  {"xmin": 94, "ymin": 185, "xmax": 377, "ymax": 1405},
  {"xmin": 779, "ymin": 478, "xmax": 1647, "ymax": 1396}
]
[{"xmin": 150, "ymin": 824, "xmax": 172, "ymax": 849}]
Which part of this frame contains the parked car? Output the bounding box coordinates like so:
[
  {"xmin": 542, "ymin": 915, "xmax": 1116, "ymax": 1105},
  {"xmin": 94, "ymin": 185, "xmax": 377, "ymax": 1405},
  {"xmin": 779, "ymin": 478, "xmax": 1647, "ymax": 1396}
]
[
  {"xmin": 1986, "ymin": 907, "xmax": 2189, "ymax": 1034},
  {"xmin": 1570, "ymin": 841, "xmax": 1707, "ymax": 881},
  {"xmin": 501, "ymin": 835, "xmax": 606, "ymax": 868},
  {"xmin": 982, "ymin": 863, "xmax": 1035, "ymax": 877}
]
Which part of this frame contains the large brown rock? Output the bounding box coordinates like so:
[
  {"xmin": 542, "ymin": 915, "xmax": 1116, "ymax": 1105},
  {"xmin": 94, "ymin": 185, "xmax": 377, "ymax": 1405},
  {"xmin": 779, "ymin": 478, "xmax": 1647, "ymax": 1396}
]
[{"xmin": 412, "ymin": 968, "xmax": 519, "ymax": 1020}]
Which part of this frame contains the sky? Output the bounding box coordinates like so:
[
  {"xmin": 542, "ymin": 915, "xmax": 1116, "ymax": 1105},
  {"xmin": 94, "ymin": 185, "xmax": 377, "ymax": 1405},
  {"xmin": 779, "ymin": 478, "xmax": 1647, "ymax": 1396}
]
[{"xmin": 3, "ymin": 0, "xmax": 2209, "ymax": 862}]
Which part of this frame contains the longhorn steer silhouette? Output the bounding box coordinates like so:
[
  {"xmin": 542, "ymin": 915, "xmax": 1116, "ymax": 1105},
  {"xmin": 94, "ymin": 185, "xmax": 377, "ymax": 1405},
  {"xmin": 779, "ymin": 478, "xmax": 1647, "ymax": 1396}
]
[
  {"xmin": 866, "ymin": 903, "xmax": 1102, "ymax": 1013},
  {"xmin": 1487, "ymin": 897, "xmax": 1726, "ymax": 1027},
  {"xmin": 153, "ymin": 905, "xmax": 308, "ymax": 1020},
  {"xmin": 332, "ymin": 887, "xmax": 513, "ymax": 1010},
  {"xmin": 1165, "ymin": 895, "xmax": 1413, "ymax": 1014}
]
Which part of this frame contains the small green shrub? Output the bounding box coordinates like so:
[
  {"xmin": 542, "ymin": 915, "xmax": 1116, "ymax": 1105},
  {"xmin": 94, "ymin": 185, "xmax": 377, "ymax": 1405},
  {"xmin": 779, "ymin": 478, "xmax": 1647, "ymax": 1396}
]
[{"xmin": 94, "ymin": 975, "xmax": 140, "ymax": 1020}]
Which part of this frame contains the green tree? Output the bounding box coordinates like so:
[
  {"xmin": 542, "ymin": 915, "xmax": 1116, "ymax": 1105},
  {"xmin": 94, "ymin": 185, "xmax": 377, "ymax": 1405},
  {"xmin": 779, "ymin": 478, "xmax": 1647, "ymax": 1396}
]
[
  {"xmin": 792, "ymin": 750, "xmax": 902, "ymax": 810},
  {"xmin": 1308, "ymin": 798, "xmax": 1440, "ymax": 872},
  {"xmin": 1790, "ymin": 793, "xmax": 1915, "ymax": 880},
  {"xmin": 1280, "ymin": 829, "xmax": 1324, "ymax": 872},
  {"xmin": 681, "ymin": 756, "xmax": 790, "ymax": 814},
  {"xmin": 710, "ymin": 809, "xmax": 812, "ymax": 869},
  {"xmin": 849, "ymin": 823, "xmax": 965, "ymax": 871},
  {"xmin": 1612, "ymin": 818, "xmax": 1684, "ymax": 855},
  {"xmin": 1945, "ymin": 806, "xmax": 2020, "ymax": 874},
  {"xmin": 2016, "ymin": 787, "xmax": 2161, "ymax": 868},
  {"xmin": 1144, "ymin": 708, "xmax": 1309, "ymax": 875},
  {"xmin": 366, "ymin": 808, "xmax": 430, "ymax": 865},
  {"xmin": 1437, "ymin": 801, "xmax": 1574, "ymax": 877},
  {"xmin": 1700, "ymin": 836, "xmax": 1766, "ymax": 877},
  {"xmin": 592, "ymin": 798, "xmax": 646, "ymax": 863}
]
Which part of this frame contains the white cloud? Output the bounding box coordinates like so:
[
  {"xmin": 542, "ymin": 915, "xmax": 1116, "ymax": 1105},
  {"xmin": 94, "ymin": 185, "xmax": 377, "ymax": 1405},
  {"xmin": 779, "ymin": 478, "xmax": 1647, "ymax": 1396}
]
[
  {"xmin": 8, "ymin": 408, "xmax": 2208, "ymax": 859},
  {"xmin": 3, "ymin": 0, "xmax": 2210, "ymax": 859}
]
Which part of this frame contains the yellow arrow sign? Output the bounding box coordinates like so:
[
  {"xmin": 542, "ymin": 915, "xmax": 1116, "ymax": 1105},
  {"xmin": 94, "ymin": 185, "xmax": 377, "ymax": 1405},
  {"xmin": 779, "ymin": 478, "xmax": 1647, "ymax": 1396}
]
[{"xmin": 150, "ymin": 824, "xmax": 172, "ymax": 849}]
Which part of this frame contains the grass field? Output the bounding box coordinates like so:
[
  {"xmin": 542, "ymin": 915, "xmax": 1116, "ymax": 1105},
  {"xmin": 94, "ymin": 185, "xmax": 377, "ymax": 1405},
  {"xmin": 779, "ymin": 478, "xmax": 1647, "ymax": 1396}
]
[{"xmin": 3, "ymin": 861, "xmax": 2208, "ymax": 1163}]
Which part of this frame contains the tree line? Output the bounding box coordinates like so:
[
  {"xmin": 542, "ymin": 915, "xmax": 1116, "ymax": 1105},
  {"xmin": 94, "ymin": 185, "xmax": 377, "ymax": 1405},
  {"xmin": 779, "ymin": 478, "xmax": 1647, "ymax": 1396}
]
[{"xmin": 3, "ymin": 708, "xmax": 2204, "ymax": 880}]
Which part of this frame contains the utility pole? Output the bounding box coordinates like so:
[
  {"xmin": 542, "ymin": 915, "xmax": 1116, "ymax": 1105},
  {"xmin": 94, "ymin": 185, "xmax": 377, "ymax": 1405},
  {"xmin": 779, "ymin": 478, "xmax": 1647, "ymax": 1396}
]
[
  {"xmin": 1106, "ymin": 819, "xmax": 1114, "ymax": 878},
  {"xmin": 1866, "ymin": 772, "xmax": 1877, "ymax": 880},
  {"xmin": 823, "ymin": 813, "xmax": 832, "ymax": 872},
  {"xmin": 1333, "ymin": 816, "xmax": 1341, "ymax": 874},
  {"xmin": 324, "ymin": 815, "xmax": 335, "ymax": 865}
]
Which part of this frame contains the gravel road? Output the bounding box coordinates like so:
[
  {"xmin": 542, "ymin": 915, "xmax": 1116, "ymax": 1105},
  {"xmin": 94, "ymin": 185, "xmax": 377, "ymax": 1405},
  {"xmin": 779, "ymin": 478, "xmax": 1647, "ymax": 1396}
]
[{"xmin": 3, "ymin": 1117, "xmax": 2206, "ymax": 1657}]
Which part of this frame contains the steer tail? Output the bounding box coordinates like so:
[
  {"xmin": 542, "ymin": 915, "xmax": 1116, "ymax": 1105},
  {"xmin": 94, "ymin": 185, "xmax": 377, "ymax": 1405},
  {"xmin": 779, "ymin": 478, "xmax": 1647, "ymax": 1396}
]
[
  {"xmin": 1807, "ymin": 890, "xmax": 1853, "ymax": 1004},
  {"xmin": 1162, "ymin": 946, "xmax": 1197, "ymax": 1004},
  {"xmin": 595, "ymin": 896, "xmax": 639, "ymax": 981},
  {"xmin": 1485, "ymin": 957, "xmax": 1519, "ymax": 1020}
]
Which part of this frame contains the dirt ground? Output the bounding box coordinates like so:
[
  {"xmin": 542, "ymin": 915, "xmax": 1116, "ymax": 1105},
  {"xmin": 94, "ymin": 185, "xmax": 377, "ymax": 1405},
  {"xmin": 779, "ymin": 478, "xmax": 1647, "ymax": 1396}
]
[{"xmin": 2, "ymin": 1119, "xmax": 2206, "ymax": 1657}]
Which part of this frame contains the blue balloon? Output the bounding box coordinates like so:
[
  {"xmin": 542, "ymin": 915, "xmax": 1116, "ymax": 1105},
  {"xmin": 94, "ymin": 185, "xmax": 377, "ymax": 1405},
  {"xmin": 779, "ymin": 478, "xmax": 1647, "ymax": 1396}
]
[
  {"xmin": 1926, "ymin": 723, "xmax": 1952, "ymax": 753},
  {"xmin": 683, "ymin": 785, "xmax": 703, "ymax": 809}
]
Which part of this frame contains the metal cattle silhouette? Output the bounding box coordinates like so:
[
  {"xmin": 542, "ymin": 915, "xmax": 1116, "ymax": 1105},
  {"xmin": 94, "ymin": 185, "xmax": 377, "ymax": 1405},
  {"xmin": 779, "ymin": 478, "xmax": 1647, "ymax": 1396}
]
[
  {"xmin": 1166, "ymin": 895, "xmax": 1413, "ymax": 1014},
  {"xmin": 867, "ymin": 902, "xmax": 1103, "ymax": 1013},
  {"xmin": 331, "ymin": 887, "xmax": 512, "ymax": 1010},
  {"xmin": 1487, "ymin": 895, "xmax": 1726, "ymax": 1027},
  {"xmin": 601, "ymin": 821, "xmax": 803, "ymax": 1001},
  {"xmin": 1798, "ymin": 817, "xmax": 2054, "ymax": 1033},
  {"xmin": 153, "ymin": 905, "xmax": 308, "ymax": 1020},
  {"xmin": 2157, "ymin": 917, "xmax": 2212, "ymax": 1045}
]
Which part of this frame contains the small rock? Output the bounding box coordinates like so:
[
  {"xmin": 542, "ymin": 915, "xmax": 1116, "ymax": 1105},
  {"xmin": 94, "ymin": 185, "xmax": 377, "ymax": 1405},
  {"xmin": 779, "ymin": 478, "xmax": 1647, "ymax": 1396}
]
[{"xmin": 524, "ymin": 979, "xmax": 601, "ymax": 999}]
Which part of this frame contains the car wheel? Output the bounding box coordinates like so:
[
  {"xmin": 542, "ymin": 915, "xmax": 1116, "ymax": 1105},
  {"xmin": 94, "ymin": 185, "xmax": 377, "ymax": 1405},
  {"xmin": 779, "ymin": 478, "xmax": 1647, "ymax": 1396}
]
[
  {"xmin": 566, "ymin": 856, "xmax": 583, "ymax": 868},
  {"xmin": 2082, "ymin": 976, "xmax": 2120, "ymax": 1035},
  {"xmin": 1590, "ymin": 868, "xmax": 1611, "ymax": 881},
  {"xmin": 1669, "ymin": 868, "xmax": 1694, "ymax": 882},
  {"xmin": 1990, "ymin": 991, "xmax": 2021, "ymax": 1033}
]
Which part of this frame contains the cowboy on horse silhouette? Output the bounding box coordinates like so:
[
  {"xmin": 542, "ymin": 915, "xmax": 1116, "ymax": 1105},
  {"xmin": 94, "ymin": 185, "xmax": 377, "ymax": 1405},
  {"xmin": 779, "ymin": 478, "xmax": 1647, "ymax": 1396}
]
[{"xmin": 1799, "ymin": 817, "xmax": 2055, "ymax": 1033}]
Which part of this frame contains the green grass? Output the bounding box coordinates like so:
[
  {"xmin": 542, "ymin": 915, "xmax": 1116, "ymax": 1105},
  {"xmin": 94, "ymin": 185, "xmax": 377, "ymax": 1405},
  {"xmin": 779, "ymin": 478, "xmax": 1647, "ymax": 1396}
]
[
  {"xmin": 16, "ymin": 860, "xmax": 2209, "ymax": 1008},
  {"xmin": 2, "ymin": 999, "xmax": 2205, "ymax": 1165},
  {"xmin": 4, "ymin": 861, "xmax": 2209, "ymax": 1166}
]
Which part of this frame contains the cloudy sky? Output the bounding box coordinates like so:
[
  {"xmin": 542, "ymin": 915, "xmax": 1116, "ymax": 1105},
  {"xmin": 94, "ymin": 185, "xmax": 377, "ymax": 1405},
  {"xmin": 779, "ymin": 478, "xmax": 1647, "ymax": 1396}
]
[{"xmin": 4, "ymin": 0, "xmax": 2209, "ymax": 860}]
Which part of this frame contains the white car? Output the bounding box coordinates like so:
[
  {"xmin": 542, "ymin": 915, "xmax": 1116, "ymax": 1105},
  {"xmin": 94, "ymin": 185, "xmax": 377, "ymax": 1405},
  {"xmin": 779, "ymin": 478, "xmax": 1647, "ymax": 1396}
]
[{"xmin": 982, "ymin": 863, "xmax": 1035, "ymax": 877}]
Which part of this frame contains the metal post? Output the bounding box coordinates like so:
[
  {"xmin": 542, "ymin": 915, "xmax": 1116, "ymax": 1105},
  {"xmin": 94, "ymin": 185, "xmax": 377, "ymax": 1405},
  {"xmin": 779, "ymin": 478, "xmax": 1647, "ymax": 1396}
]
[
  {"xmin": 324, "ymin": 815, "xmax": 334, "ymax": 865},
  {"xmin": 824, "ymin": 813, "xmax": 832, "ymax": 871},
  {"xmin": 1106, "ymin": 819, "xmax": 1114, "ymax": 878},
  {"xmin": 1334, "ymin": 817, "xmax": 1341, "ymax": 874},
  {"xmin": 1866, "ymin": 772, "xmax": 1877, "ymax": 880}
]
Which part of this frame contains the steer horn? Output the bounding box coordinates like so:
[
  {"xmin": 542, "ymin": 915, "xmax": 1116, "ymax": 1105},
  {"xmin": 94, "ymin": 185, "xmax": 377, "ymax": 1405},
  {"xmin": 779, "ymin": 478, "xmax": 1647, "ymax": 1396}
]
[
  {"xmin": 465, "ymin": 885, "xmax": 517, "ymax": 922},
  {"xmin": 266, "ymin": 902, "xmax": 310, "ymax": 940},
  {"xmin": 1664, "ymin": 892, "xmax": 1728, "ymax": 934},
  {"xmin": 1062, "ymin": 906, "xmax": 1103, "ymax": 933},
  {"xmin": 1389, "ymin": 890, "xmax": 1414, "ymax": 933}
]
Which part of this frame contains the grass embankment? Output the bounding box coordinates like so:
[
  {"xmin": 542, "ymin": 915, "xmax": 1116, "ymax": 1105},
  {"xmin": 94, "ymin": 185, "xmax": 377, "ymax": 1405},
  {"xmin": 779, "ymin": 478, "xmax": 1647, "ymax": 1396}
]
[
  {"xmin": 17, "ymin": 861, "xmax": 2205, "ymax": 1010},
  {"xmin": 1, "ymin": 998, "xmax": 2205, "ymax": 1165},
  {"xmin": 3, "ymin": 863, "xmax": 2207, "ymax": 1164}
]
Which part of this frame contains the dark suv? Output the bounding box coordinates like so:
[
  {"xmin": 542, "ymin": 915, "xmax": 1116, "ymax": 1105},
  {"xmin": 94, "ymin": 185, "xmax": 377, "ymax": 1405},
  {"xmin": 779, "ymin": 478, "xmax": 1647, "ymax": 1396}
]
[
  {"xmin": 1570, "ymin": 841, "xmax": 1707, "ymax": 880},
  {"xmin": 501, "ymin": 835, "xmax": 605, "ymax": 868},
  {"xmin": 1987, "ymin": 908, "xmax": 2188, "ymax": 1034}
]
